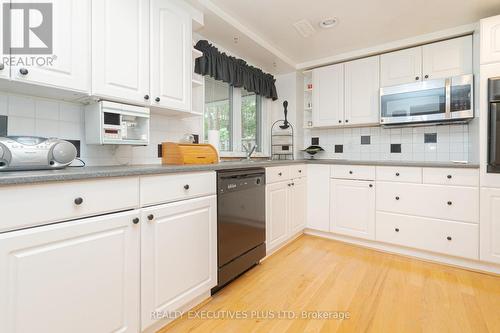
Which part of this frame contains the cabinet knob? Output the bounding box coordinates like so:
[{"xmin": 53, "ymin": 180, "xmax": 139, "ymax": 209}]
[
  {"xmin": 144, "ymin": 94, "xmax": 150, "ymax": 100},
  {"xmin": 345, "ymin": 119, "xmax": 349, "ymax": 123},
  {"xmin": 288, "ymin": 183, "xmax": 291, "ymax": 187},
  {"xmin": 447, "ymin": 236, "xmax": 452, "ymax": 241},
  {"xmin": 369, "ymin": 184, "xmax": 373, "ymax": 188},
  {"xmin": 19, "ymin": 68, "xmax": 28, "ymax": 75},
  {"xmin": 447, "ymin": 201, "xmax": 452, "ymax": 206},
  {"xmin": 147, "ymin": 214, "xmax": 154, "ymax": 221},
  {"xmin": 424, "ymin": 74, "xmax": 429, "ymax": 79},
  {"xmin": 0, "ymin": 64, "xmax": 4, "ymax": 70},
  {"xmin": 338, "ymin": 120, "xmax": 342, "ymax": 123},
  {"xmin": 278, "ymin": 172, "xmax": 282, "ymax": 176},
  {"xmin": 74, "ymin": 197, "xmax": 83, "ymax": 205},
  {"xmin": 447, "ymin": 175, "xmax": 452, "ymax": 179},
  {"xmin": 395, "ymin": 172, "xmax": 400, "ymax": 176},
  {"xmin": 395, "ymin": 196, "xmax": 400, "ymax": 201},
  {"xmin": 155, "ymin": 97, "xmax": 160, "ymax": 102},
  {"xmin": 291, "ymin": 182, "xmax": 295, "ymax": 186},
  {"xmin": 415, "ymin": 76, "xmax": 419, "ymax": 80},
  {"xmin": 395, "ymin": 228, "xmax": 400, "ymax": 232},
  {"xmin": 184, "ymin": 184, "xmax": 190, "ymax": 190},
  {"xmin": 349, "ymin": 170, "xmax": 353, "ymax": 174},
  {"xmin": 298, "ymin": 170, "xmax": 302, "ymax": 173},
  {"xmin": 132, "ymin": 218, "xmax": 140, "ymax": 224}
]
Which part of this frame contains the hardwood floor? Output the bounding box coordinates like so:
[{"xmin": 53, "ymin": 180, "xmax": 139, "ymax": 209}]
[{"xmin": 159, "ymin": 235, "xmax": 500, "ymax": 333}]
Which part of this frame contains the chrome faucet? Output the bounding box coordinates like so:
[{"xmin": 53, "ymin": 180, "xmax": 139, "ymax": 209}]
[{"xmin": 243, "ymin": 143, "xmax": 257, "ymax": 160}]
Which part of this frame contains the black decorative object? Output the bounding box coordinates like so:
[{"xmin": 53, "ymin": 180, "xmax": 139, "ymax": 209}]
[
  {"xmin": 424, "ymin": 133, "xmax": 437, "ymax": 143},
  {"xmin": 302, "ymin": 145, "xmax": 325, "ymax": 159},
  {"xmin": 271, "ymin": 100, "xmax": 294, "ymax": 160},
  {"xmin": 391, "ymin": 144, "xmax": 402, "ymax": 153},
  {"xmin": 335, "ymin": 145, "xmax": 344, "ymax": 153},
  {"xmin": 194, "ymin": 40, "xmax": 278, "ymax": 100}
]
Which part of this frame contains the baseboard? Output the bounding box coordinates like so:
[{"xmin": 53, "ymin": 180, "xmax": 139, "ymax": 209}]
[
  {"xmin": 304, "ymin": 229, "xmax": 500, "ymax": 276},
  {"xmin": 263, "ymin": 231, "xmax": 304, "ymax": 260}
]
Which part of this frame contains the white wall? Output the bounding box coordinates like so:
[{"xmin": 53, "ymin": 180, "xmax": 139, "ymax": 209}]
[{"xmin": 0, "ymin": 91, "xmax": 202, "ymax": 166}]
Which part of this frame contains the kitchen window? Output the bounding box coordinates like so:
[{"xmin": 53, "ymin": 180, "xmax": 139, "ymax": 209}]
[{"xmin": 204, "ymin": 77, "xmax": 266, "ymax": 155}]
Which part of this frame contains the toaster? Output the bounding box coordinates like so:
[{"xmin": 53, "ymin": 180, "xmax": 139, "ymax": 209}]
[{"xmin": 0, "ymin": 136, "xmax": 77, "ymax": 171}]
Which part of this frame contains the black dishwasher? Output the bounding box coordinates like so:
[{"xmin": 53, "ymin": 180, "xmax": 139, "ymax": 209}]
[{"xmin": 212, "ymin": 168, "xmax": 266, "ymax": 293}]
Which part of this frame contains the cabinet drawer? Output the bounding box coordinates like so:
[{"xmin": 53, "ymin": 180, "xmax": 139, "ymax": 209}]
[
  {"xmin": 0, "ymin": 177, "xmax": 139, "ymax": 232},
  {"xmin": 331, "ymin": 165, "xmax": 375, "ymax": 180},
  {"xmin": 376, "ymin": 182, "xmax": 479, "ymax": 223},
  {"xmin": 140, "ymin": 172, "xmax": 216, "ymax": 206},
  {"xmin": 266, "ymin": 166, "xmax": 290, "ymax": 184},
  {"xmin": 290, "ymin": 164, "xmax": 307, "ymax": 179},
  {"xmin": 376, "ymin": 166, "xmax": 422, "ymax": 183},
  {"xmin": 423, "ymin": 168, "xmax": 479, "ymax": 187},
  {"xmin": 376, "ymin": 212, "xmax": 479, "ymax": 259}
]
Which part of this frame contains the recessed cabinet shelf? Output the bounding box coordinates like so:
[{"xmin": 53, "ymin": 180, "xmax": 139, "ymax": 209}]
[{"xmin": 192, "ymin": 47, "xmax": 203, "ymax": 60}]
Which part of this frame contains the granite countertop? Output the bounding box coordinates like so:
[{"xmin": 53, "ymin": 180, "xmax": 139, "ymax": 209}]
[{"xmin": 0, "ymin": 159, "xmax": 479, "ymax": 185}]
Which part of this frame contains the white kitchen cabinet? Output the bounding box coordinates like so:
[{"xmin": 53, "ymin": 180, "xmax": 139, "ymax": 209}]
[
  {"xmin": 289, "ymin": 177, "xmax": 307, "ymax": 235},
  {"xmin": 480, "ymin": 188, "xmax": 500, "ymax": 264},
  {"xmin": 11, "ymin": 0, "xmax": 90, "ymax": 92},
  {"xmin": 380, "ymin": 47, "xmax": 422, "ymax": 86},
  {"xmin": 0, "ymin": 210, "xmax": 140, "ymax": 333},
  {"xmin": 422, "ymin": 36, "xmax": 472, "ymax": 80},
  {"xmin": 344, "ymin": 55, "xmax": 380, "ymax": 125},
  {"xmin": 480, "ymin": 15, "xmax": 500, "ymax": 65},
  {"xmin": 307, "ymin": 164, "xmax": 330, "ymax": 232},
  {"xmin": 330, "ymin": 179, "xmax": 375, "ymax": 240},
  {"xmin": 141, "ymin": 195, "xmax": 217, "ymax": 331},
  {"xmin": 92, "ymin": 0, "xmax": 150, "ymax": 104},
  {"xmin": 150, "ymin": 0, "xmax": 192, "ymax": 113},
  {"xmin": 312, "ymin": 63, "xmax": 344, "ymax": 127},
  {"xmin": 266, "ymin": 181, "xmax": 290, "ymax": 251}
]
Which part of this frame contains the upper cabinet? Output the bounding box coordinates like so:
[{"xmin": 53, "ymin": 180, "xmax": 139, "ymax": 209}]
[
  {"xmin": 381, "ymin": 36, "xmax": 472, "ymax": 87},
  {"xmin": 312, "ymin": 63, "xmax": 344, "ymax": 127},
  {"xmin": 150, "ymin": 0, "xmax": 192, "ymax": 112},
  {"xmin": 380, "ymin": 47, "xmax": 422, "ymax": 86},
  {"xmin": 344, "ymin": 55, "xmax": 380, "ymax": 125},
  {"xmin": 10, "ymin": 0, "xmax": 90, "ymax": 92},
  {"xmin": 0, "ymin": 3, "xmax": 9, "ymax": 80},
  {"xmin": 91, "ymin": 0, "xmax": 150, "ymax": 105},
  {"xmin": 480, "ymin": 15, "xmax": 500, "ymax": 65},
  {"xmin": 422, "ymin": 36, "xmax": 472, "ymax": 80}
]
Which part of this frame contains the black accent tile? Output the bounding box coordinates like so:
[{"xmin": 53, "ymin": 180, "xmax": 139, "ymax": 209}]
[
  {"xmin": 391, "ymin": 144, "xmax": 401, "ymax": 153},
  {"xmin": 158, "ymin": 144, "xmax": 163, "ymax": 158},
  {"xmin": 311, "ymin": 137, "xmax": 319, "ymax": 145},
  {"xmin": 361, "ymin": 135, "xmax": 371, "ymax": 145},
  {"xmin": 424, "ymin": 133, "xmax": 437, "ymax": 143},
  {"xmin": 281, "ymin": 145, "xmax": 290, "ymax": 151},
  {"xmin": 66, "ymin": 140, "xmax": 81, "ymax": 158},
  {"xmin": 192, "ymin": 134, "xmax": 199, "ymax": 144},
  {"xmin": 0, "ymin": 115, "xmax": 6, "ymax": 136},
  {"xmin": 334, "ymin": 144, "xmax": 343, "ymax": 153}
]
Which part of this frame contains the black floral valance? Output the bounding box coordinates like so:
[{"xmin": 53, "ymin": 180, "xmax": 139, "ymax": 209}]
[{"xmin": 194, "ymin": 40, "xmax": 278, "ymax": 101}]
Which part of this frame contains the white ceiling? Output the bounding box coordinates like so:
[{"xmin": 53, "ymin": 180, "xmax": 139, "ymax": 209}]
[{"xmin": 191, "ymin": 0, "xmax": 500, "ymax": 73}]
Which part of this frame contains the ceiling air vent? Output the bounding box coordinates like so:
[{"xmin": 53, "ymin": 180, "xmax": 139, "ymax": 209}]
[{"xmin": 293, "ymin": 19, "xmax": 315, "ymax": 38}]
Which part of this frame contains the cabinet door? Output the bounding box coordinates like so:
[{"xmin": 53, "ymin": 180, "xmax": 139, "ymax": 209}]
[
  {"xmin": 150, "ymin": 0, "xmax": 192, "ymax": 112},
  {"xmin": 306, "ymin": 165, "xmax": 330, "ymax": 232},
  {"xmin": 344, "ymin": 55, "xmax": 380, "ymax": 125},
  {"xmin": 480, "ymin": 15, "xmax": 500, "ymax": 65},
  {"xmin": 266, "ymin": 181, "xmax": 289, "ymax": 251},
  {"xmin": 289, "ymin": 177, "xmax": 307, "ymax": 235},
  {"xmin": 0, "ymin": 3, "xmax": 8, "ymax": 80},
  {"xmin": 422, "ymin": 36, "xmax": 472, "ymax": 80},
  {"xmin": 380, "ymin": 47, "xmax": 422, "ymax": 86},
  {"xmin": 330, "ymin": 179, "xmax": 375, "ymax": 240},
  {"xmin": 92, "ymin": 0, "xmax": 150, "ymax": 104},
  {"xmin": 312, "ymin": 63, "xmax": 344, "ymax": 127},
  {"xmin": 141, "ymin": 196, "xmax": 217, "ymax": 331},
  {"xmin": 480, "ymin": 188, "xmax": 500, "ymax": 264},
  {"xmin": 0, "ymin": 211, "xmax": 140, "ymax": 333},
  {"xmin": 10, "ymin": 0, "xmax": 90, "ymax": 92}
]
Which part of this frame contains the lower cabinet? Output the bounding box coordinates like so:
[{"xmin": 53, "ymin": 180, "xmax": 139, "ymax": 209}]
[
  {"xmin": 480, "ymin": 188, "xmax": 500, "ymax": 264},
  {"xmin": 266, "ymin": 177, "xmax": 307, "ymax": 252},
  {"xmin": 0, "ymin": 210, "xmax": 140, "ymax": 333},
  {"xmin": 330, "ymin": 179, "xmax": 376, "ymax": 240},
  {"xmin": 306, "ymin": 164, "xmax": 330, "ymax": 232},
  {"xmin": 140, "ymin": 195, "xmax": 217, "ymax": 331}
]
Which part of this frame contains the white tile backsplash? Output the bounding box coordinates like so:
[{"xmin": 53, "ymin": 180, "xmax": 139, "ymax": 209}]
[
  {"xmin": 304, "ymin": 124, "xmax": 470, "ymax": 162},
  {"xmin": 1, "ymin": 91, "xmax": 203, "ymax": 166}
]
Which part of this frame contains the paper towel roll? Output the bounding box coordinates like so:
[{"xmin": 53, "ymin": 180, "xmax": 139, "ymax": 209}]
[{"xmin": 207, "ymin": 130, "xmax": 220, "ymax": 159}]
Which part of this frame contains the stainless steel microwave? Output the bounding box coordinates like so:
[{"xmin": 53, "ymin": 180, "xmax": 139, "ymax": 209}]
[{"xmin": 380, "ymin": 74, "xmax": 474, "ymax": 126}]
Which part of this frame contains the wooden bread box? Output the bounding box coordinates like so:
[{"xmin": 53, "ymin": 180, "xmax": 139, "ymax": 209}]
[{"xmin": 162, "ymin": 142, "xmax": 219, "ymax": 165}]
